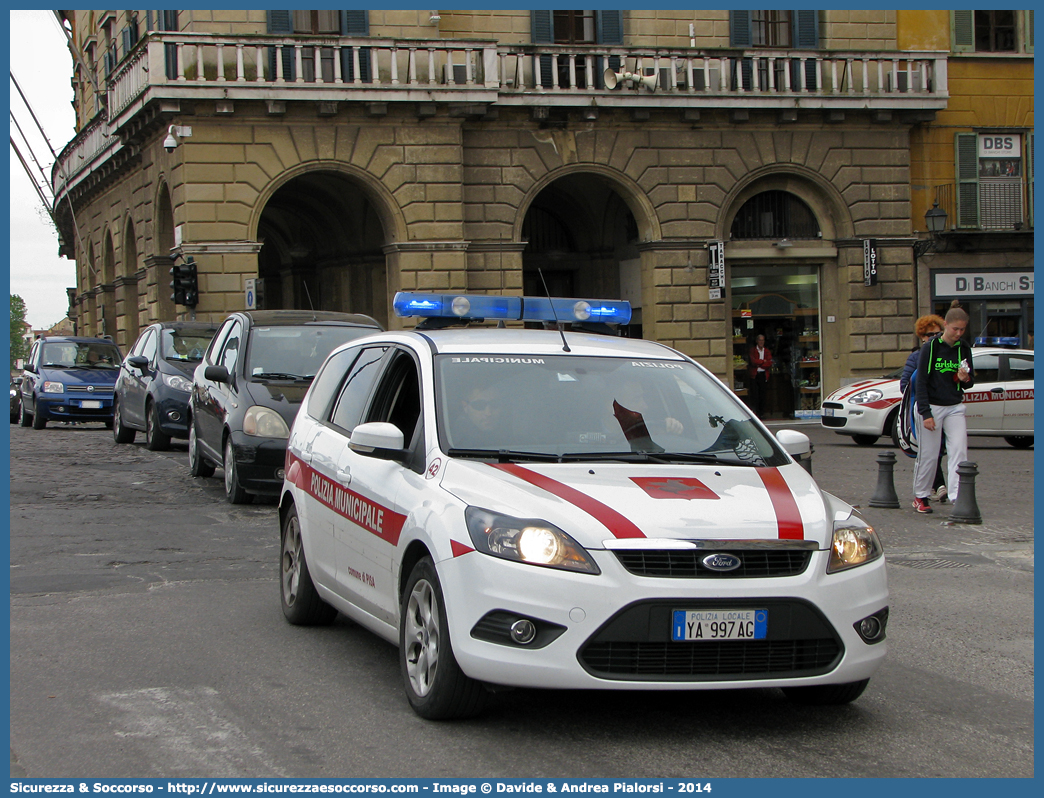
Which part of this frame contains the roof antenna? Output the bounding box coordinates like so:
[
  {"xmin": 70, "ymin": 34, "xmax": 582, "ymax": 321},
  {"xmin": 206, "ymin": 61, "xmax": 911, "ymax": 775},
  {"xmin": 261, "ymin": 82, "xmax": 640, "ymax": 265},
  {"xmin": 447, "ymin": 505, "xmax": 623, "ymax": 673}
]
[
  {"xmin": 538, "ymin": 268, "xmax": 570, "ymax": 353},
  {"xmin": 301, "ymin": 279, "xmax": 316, "ymax": 318}
]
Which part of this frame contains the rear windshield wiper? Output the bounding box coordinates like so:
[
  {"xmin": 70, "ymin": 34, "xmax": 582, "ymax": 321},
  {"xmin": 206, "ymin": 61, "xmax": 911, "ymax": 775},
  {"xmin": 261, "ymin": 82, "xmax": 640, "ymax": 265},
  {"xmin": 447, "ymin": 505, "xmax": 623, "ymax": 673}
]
[{"xmin": 446, "ymin": 448, "xmax": 561, "ymax": 463}]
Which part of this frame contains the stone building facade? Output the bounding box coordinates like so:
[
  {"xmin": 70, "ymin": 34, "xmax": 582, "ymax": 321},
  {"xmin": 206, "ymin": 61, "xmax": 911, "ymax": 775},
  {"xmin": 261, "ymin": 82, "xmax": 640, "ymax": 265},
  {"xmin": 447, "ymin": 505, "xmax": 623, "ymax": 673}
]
[{"xmin": 54, "ymin": 9, "xmax": 995, "ymax": 419}]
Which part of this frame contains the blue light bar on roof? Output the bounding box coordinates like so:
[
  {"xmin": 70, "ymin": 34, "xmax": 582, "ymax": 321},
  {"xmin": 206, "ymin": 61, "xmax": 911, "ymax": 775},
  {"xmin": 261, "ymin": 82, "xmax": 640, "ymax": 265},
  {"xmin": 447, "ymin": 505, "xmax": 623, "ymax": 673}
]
[
  {"xmin": 392, "ymin": 292, "xmax": 631, "ymax": 325},
  {"xmin": 521, "ymin": 297, "xmax": 631, "ymax": 325}
]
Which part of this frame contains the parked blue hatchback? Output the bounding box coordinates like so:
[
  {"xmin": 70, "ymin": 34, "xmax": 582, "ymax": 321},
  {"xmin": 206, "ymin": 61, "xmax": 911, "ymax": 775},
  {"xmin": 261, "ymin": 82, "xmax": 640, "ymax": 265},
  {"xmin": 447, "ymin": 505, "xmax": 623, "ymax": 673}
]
[
  {"xmin": 113, "ymin": 321, "xmax": 220, "ymax": 450},
  {"xmin": 20, "ymin": 336, "xmax": 123, "ymax": 429}
]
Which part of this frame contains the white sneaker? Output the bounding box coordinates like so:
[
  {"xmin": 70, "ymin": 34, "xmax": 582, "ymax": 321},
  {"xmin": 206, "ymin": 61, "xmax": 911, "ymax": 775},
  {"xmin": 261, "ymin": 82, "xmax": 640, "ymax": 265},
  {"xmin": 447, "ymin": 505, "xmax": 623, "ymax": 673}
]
[{"xmin": 931, "ymin": 485, "xmax": 948, "ymax": 504}]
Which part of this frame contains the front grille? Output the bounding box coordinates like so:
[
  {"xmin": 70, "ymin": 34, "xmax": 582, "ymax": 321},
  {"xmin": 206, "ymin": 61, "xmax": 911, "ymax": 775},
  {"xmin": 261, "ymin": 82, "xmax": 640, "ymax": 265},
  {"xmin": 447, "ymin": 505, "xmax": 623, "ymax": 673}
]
[
  {"xmin": 821, "ymin": 417, "xmax": 846, "ymax": 428},
  {"xmin": 580, "ymin": 639, "xmax": 841, "ymax": 677},
  {"xmin": 578, "ymin": 598, "xmax": 843, "ymax": 681},
  {"xmin": 66, "ymin": 386, "xmax": 114, "ymax": 395},
  {"xmin": 613, "ymin": 549, "xmax": 812, "ymax": 578}
]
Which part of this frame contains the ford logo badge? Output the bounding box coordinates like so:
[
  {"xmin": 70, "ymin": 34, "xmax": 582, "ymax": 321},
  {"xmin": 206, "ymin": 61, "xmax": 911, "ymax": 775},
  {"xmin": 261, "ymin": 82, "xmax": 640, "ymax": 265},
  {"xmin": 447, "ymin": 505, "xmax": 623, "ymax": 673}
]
[{"xmin": 702, "ymin": 553, "xmax": 742, "ymax": 572}]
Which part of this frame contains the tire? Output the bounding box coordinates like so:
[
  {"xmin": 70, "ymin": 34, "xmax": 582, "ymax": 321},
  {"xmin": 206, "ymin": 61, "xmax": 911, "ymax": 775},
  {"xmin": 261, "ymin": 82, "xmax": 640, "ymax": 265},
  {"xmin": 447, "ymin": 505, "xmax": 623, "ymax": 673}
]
[
  {"xmin": 1005, "ymin": 436, "xmax": 1033, "ymax": 449},
  {"xmin": 782, "ymin": 678, "xmax": 870, "ymax": 706},
  {"xmin": 32, "ymin": 406, "xmax": 46, "ymax": 429},
  {"xmin": 400, "ymin": 557, "xmax": 485, "ymax": 720},
  {"xmin": 19, "ymin": 401, "xmax": 32, "ymax": 427},
  {"xmin": 145, "ymin": 400, "xmax": 171, "ymax": 451},
  {"xmin": 852, "ymin": 434, "xmax": 879, "ymax": 446},
  {"xmin": 889, "ymin": 409, "xmax": 901, "ymax": 449},
  {"xmin": 223, "ymin": 436, "xmax": 253, "ymax": 504},
  {"xmin": 280, "ymin": 505, "xmax": 337, "ymax": 625},
  {"xmin": 188, "ymin": 416, "xmax": 216, "ymax": 478},
  {"xmin": 112, "ymin": 398, "xmax": 136, "ymax": 444}
]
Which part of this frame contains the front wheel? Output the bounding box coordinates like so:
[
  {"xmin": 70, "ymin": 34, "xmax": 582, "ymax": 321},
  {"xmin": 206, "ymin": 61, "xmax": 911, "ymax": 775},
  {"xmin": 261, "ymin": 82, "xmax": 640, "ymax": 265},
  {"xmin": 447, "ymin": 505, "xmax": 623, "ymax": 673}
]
[
  {"xmin": 32, "ymin": 406, "xmax": 46, "ymax": 429},
  {"xmin": 280, "ymin": 505, "xmax": 337, "ymax": 625},
  {"xmin": 19, "ymin": 402, "xmax": 32, "ymax": 427},
  {"xmin": 852, "ymin": 434, "xmax": 879, "ymax": 446},
  {"xmin": 400, "ymin": 557, "xmax": 485, "ymax": 720},
  {"xmin": 145, "ymin": 400, "xmax": 172, "ymax": 451},
  {"xmin": 1005, "ymin": 436, "xmax": 1033, "ymax": 449},
  {"xmin": 112, "ymin": 398, "xmax": 135, "ymax": 444},
  {"xmin": 782, "ymin": 678, "xmax": 870, "ymax": 706},
  {"xmin": 188, "ymin": 417, "xmax": 215, "ymax": 478},
  {"xmin": 223, "ymin": 436, "xmax": 253, "ymax": 504}
]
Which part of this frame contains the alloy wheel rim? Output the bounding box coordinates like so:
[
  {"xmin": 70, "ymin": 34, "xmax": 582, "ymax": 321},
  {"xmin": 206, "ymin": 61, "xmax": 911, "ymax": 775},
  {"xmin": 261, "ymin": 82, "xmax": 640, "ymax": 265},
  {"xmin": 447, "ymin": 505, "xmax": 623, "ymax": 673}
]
[
  {"xmin": 114, "ymin": 403, "xmax": 121, "ymax": 435},
  {"xmin": 145, "ymin": 407, "xmax": 153, "ymax": 443},
  {"xmin": 189, "ymin": 423, "xmax": 198, "ymax": 466},
  {"xmin": 224, "ymin": 440, "xmax": 235, "ymax": 494},
  {"xmin": 404, "ymin": 579, "xmax": 440, "ymax": 697},
  {"xmin": 282, "ymin": 516, "xmax": 301, "ymax": 606}
]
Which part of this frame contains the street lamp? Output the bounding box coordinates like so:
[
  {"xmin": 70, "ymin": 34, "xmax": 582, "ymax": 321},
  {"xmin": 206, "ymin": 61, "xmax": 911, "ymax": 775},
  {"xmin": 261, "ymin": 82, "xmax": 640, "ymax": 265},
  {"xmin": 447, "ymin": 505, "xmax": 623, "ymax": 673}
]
[{"xmin": 914, "ymin": 200, "xmax": 948, "ymax": 257}]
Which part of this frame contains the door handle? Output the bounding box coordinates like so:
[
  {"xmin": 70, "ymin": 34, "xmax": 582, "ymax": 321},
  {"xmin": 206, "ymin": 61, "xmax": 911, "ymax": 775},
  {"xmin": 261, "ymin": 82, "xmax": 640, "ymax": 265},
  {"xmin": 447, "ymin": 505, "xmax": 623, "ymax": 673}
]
[
  {"xmin": 991, "ymin": 387, "xmax": 1005, "ymax": 394},
  {"xmin": 335, "ymin": 468, "xmax": 352, "ymax": 486}
]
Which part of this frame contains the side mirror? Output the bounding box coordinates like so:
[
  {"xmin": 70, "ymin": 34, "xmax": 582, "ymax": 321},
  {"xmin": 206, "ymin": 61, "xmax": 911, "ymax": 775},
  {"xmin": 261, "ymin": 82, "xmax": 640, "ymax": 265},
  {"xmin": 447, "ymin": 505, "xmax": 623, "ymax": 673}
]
[
  {"xmin": 127, "ymin": 355, "xmax": 149, "ymax": 370},
  {"xmin": 349, "ymin": 421, "xmax": 408, "ymax": 462},
  {"xmin": 204, "ymin": 365, "xmax": 230, "ymax": 383},
  {"xmin": 775, "ymin": 429, "xmax": 813, "ymax": 474},
  {"xmin": 24, "ymin": 364, "xmax": 37, "ymax": 374}
]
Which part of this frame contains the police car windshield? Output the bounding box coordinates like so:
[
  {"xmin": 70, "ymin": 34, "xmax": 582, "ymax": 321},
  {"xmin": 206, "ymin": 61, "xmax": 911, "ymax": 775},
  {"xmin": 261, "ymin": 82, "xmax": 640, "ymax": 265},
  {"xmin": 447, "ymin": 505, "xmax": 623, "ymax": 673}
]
[
  {"xmin": 436, "ymin": 354, "xmax": 786, "ymax": 467},
  {"xmin": 246, "ymin": 326, "xmax": 374, "ymax": 380}
]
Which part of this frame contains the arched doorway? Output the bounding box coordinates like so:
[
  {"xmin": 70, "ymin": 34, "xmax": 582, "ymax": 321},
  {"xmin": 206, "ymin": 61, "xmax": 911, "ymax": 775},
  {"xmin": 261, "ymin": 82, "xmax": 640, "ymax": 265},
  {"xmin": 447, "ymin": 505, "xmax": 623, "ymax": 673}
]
[
  {"xmin": 154, "ymin": 184, "xmax": 176, "ymax": 321},
  {"xmin": 121, "ymin": 218, "xmax": 140, "ymax": 345},
  {"xmin": 521, "ymin": 173, "xmax": 642, "ymax": 335},
  {"xmin": 727, "ymin": 189, "xmax": 825, "ymax": 420},
  {"xmin": 257, "ymin": 170, "xmax": 388, "ymax": 326}
]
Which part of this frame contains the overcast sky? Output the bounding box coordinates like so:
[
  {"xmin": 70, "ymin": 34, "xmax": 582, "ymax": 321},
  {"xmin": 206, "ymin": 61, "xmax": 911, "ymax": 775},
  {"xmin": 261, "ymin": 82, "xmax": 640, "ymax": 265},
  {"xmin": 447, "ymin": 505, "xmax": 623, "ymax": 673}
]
[{"xmin": 9, "ymin": 9, "xmax": 77, "ymax": 330}]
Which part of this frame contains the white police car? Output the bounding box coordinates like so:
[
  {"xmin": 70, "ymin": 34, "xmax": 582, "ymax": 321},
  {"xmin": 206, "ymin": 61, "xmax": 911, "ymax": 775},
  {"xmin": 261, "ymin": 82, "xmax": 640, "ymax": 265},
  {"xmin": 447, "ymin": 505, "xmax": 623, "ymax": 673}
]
[{"xmin": 279, "ymin": 292, "xmax": 888, "ymax": 719}]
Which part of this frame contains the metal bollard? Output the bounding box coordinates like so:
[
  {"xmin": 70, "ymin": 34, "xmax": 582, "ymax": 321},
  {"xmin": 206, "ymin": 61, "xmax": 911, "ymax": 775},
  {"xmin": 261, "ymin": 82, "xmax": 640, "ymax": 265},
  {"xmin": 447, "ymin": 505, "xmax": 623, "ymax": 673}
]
[
  {"xmin": 947, "ymin": 461, "xmax": 982, "ymax": 524},
  {"xmin": 868, "ymin": 450, "xmax": 901, "ymax": 508}
]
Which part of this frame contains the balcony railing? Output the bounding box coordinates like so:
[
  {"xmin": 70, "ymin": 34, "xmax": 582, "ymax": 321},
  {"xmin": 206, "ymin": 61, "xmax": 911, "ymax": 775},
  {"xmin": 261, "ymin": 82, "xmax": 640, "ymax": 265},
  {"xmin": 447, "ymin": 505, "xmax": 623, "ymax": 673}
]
[
  {"xmin": 56, "ymin": 32, "xmax": 949, "ymax": 198},
  {"xmin": 933, "ymin": 181, "xmax": 1033, "ymax": 232}
]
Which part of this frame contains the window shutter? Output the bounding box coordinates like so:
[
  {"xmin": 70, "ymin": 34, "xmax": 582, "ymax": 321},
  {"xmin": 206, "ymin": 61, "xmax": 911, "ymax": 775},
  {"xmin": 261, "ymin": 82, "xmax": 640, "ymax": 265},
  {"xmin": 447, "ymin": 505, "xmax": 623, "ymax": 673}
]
[
  {"xmin": 793, "ymin": 10, "xmax": 820, "ymax": 48},
  {"xmin": 267, "ymin": 11, "xmax": 295, "ymax": 82},
  {"xmin": 1027, "ymin": 10, "xmax": 1034, "ymax": 52},
  {"xmin": 596, "ymin": 11, "xmax": 624, "ymax": 84},
  {"xmin": 955, "ymin": 133, "xmax": 980, "ymax": 228},
  {"xmin": 1027, "ymin": 132, "xmax": 1034, "ymax": 227},
  {"xmin": 161, "ymin": 11, "xmax": 179, "ymax": 79},
  {"xmin": 952, "ymin": 10, "xmax": 974, "ymax": 52},
  {"xmin": 340, "ymin": 10, "xmax": 371, "ymax": 82},
  {"xmin": 145, "ymin": 10, "xmax": 152, "ymax": 32},
  {"xmin": 730, "ymin": 11, "xmax": 752, "ymax": 47},
  {"xmin": 531, "ymin": 10, "xmax": 553, "ymax": 88},
  {"xmin": 161, "ymin": 11, "xmax": 178, "ymax": 32}
]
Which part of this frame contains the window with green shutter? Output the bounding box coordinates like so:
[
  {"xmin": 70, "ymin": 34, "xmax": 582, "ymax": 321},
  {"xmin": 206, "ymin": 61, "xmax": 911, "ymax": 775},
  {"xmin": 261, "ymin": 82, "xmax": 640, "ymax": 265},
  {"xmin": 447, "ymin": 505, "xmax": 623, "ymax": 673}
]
[{"xmin": 955, "ymin": 133, "xmax": 980, "ymax": 228}]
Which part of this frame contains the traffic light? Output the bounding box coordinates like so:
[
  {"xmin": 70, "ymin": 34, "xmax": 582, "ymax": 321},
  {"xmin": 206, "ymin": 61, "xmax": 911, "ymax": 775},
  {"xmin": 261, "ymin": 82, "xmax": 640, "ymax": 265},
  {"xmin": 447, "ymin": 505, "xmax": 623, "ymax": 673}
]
[{"xmin": 170, "ymin": 256, "xmax": 199, "ymax": 307}]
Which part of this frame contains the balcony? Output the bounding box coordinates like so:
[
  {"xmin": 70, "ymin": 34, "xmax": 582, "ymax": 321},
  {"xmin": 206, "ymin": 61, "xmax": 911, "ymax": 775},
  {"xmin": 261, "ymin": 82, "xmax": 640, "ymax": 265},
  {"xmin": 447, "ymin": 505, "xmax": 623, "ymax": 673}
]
[{"xmin": 54, "ymin": 31, "xmax": 949, "ymax": 198}]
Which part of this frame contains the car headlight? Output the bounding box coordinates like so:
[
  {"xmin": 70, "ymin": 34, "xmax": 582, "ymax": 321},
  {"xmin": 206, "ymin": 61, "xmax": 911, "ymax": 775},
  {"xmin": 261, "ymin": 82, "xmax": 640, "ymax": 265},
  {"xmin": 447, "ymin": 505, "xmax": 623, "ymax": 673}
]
[
  {"xmin": 827, "ymin": 516, "xmax": 883, "ymax": 573},
  {"xmin": 43, "ymin": 381, "xmax": 65, "ymax": 394},
  {"xmin": 465, "ymin": 507, "xmax": 600, "ymax": 574},
  {"xmin": 243, "ymin": 405, "xmax": 290, "ymax": 438},
  {"xmin": 161, "ymin": 372, "xmax": 193, "ymax": 392},
  {"xmin": 10, "ymin": 388, "xmax": 17, "ymax": 397},
  {"xmin": 849, "ymin": 388, "xmax": 884, "ymax": 405}
]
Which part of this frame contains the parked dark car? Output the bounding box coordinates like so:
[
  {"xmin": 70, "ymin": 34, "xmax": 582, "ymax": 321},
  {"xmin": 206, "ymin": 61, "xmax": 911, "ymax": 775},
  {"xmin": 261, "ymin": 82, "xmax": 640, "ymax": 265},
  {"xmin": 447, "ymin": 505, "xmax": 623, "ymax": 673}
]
[
  {"xmin": 113, "ymin": 321, "xmax": 220, "ymax": 450},
  {"xmin": 189, "ymin": 310, "xmax": 382, "ymax": 504},
  {"xmin": 20, "ymin": 336, "xmax": 123, "ymax": 429},
  {"xmin": 10, "ymin": 377, "xmax": 22, "ymax": 423}
]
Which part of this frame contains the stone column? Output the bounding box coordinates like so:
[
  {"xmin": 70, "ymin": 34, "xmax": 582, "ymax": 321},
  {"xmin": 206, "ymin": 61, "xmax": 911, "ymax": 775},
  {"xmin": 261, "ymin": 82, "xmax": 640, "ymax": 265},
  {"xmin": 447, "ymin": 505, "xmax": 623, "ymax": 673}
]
[
  {"xmin": 465, "ymin": 242, "xmax": 526, "ymax": 294},
  {"xmin": 382, "ymin": 241, "xmax": 469, "ymax": 330}
]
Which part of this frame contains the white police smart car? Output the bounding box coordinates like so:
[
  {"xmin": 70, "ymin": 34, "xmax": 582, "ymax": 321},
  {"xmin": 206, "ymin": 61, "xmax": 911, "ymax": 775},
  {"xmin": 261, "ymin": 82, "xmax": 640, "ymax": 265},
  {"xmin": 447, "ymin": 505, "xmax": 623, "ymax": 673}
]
[{"xmin": 279, "ymin": 292, "xmax": 888, "ymax": 719}]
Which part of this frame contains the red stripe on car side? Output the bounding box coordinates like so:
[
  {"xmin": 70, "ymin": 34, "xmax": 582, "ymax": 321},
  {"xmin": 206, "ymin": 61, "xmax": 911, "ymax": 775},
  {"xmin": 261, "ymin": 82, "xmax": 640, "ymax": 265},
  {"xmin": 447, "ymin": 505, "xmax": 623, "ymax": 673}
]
[
  {"xmin": 756, "ymin": 467, "xmax": 805, "ymax": 540},
  {"xmin": 286, "ymin": 453, "xmax": 407, "ymax": 545},
  {"xmin": 835, "ymin": 379, "xmax": 892, "ymax": 401},
  {"xmin": 490, "ymin": 463, "xmax": 647, "ymax": 539}
]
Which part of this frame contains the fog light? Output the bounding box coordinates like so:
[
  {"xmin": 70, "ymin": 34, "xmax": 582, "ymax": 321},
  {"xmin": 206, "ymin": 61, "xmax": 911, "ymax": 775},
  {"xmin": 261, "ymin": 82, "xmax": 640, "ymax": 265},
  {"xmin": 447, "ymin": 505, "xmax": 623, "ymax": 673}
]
[
  {"xmin": 168, "ymin": 410, "xmax": 181, "ymax": 422},
  {"xmin": 276, "ymin": 468, "xmax": 285, "ymax": 480},
  {"xmin": 854, "ymin": 607, "xmax": 888, "ymax": 643},
  {"xmin": 54, "ymin": 406, "xmax": 66, "ymax": 413},
  {"xmin": 509, "ymin": 619, "xmax": 537, "ymax": 645}
]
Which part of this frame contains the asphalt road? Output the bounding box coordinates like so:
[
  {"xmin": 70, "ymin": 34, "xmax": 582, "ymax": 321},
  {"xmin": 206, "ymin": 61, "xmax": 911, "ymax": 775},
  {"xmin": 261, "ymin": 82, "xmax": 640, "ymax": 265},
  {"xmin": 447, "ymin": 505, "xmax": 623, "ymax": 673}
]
[{"xmin": 8, "ymin": 420, "xmax": 1034, "ymax": 778}]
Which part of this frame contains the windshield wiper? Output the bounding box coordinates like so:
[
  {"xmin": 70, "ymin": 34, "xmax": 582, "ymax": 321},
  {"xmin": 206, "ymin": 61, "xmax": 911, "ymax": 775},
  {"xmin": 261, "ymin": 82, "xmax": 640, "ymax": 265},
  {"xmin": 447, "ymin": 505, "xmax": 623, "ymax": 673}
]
[
  {"xmin": 252, "ymin": 371, "xmax": 312, "ymax": 381},
  {"xmin": 559, "ymin": 451, "xmax": 723, "ymax": 464},
  {"xmin": 447, "ymin": 448, "xmax": 561, "ymax": 463}
]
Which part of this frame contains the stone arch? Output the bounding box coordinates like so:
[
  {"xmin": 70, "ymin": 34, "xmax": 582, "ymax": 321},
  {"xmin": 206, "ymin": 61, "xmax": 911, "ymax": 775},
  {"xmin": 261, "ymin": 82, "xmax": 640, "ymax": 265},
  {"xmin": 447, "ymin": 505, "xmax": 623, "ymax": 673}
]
[
  {"xmin": 155, "ymin": 181, "xmax": 175, "ymax": 256},
  {"xmin": 120, "ymin": 217, "xmax": 140, "ymax": 344},
  {"xmin": 513, "ymin": 163, "xmax": 661, "ymax": 245},
  {"xmin": 120, "ymin": 217, "xmax": 138, "ymax": 278},
  {"xmin": 102, "ymin": 228, "xmax": 116, "ymax": 284},
  {"xmin": 718, "ymin": 165, "xmax": 854, "ymax": 242},
  {"xmin": 250, "ymin": 162, "xmax": 406, "ymax": 324}
]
